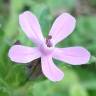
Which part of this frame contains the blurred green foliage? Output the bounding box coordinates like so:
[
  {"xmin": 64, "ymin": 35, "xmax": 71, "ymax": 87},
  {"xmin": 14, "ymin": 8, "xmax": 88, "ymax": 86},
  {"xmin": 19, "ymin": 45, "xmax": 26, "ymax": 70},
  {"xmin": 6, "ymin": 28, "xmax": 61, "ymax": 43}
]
[{"xmin": 0, "ymin": 0, "xmax": 96, "ymax": 96}]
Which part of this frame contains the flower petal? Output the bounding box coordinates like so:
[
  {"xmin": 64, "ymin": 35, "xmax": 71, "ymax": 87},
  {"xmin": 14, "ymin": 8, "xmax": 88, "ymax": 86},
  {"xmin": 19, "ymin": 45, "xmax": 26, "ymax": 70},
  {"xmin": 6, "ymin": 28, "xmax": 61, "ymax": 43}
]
[
  {"xmin": 19, "ymin": 11, "xmax": 44, "ymax": 46},
  {"xmin": 41, "ymin": 56, "xmax": 64, "ymax": 82},
  {"xmin": 8, "ymin": 45, "xmax": 41, "ymax": 63},
  {"xmin": 49, "ymin": 13, "xmax": 76, "ymax": 45},
  {"xmin": 53, "ymin": 47, "xmax": 90, "ymax": 65}
]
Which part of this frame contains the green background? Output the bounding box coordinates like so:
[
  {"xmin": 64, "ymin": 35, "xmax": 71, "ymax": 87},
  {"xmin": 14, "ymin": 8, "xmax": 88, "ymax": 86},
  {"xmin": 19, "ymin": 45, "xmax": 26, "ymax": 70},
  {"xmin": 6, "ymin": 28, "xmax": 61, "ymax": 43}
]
[{"xmin": 0, "ymin": 0, "xmax": 96, "ymax": 96}]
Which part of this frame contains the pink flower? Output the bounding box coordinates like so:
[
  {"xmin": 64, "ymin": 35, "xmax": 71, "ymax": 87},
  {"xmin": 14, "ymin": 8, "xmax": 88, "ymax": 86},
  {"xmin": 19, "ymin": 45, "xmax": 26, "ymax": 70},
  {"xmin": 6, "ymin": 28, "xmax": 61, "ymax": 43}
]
[{"xmin": 8, "ymin": 11, "xmax": 90, "ymax": 82}]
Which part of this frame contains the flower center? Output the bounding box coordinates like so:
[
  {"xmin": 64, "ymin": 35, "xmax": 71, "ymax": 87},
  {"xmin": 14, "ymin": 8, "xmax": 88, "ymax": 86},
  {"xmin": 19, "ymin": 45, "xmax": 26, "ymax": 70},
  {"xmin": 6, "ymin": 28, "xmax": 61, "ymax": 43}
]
[
  {"xmin": 46, "ymin": 35, "xmax": 52, "ymax": 47},
  {"xmin": 39, "ymin": 35, "xmax": 54, "ymax": 55}
]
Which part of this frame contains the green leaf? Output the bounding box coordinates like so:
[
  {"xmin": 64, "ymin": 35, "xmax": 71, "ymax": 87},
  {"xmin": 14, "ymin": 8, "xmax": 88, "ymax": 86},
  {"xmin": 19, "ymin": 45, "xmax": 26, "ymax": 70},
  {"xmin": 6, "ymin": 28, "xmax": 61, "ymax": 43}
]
[{"xmin": 69, "ymin": 84, "xmax": 88, "ymax": 96}]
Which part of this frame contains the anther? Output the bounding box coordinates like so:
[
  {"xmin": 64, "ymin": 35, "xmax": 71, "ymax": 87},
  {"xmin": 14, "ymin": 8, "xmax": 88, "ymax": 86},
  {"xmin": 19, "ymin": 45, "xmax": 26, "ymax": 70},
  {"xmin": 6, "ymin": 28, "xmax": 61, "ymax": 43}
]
[{"xmin": 46, "ymin": 35, "xmax": 52, "ymax": 47}]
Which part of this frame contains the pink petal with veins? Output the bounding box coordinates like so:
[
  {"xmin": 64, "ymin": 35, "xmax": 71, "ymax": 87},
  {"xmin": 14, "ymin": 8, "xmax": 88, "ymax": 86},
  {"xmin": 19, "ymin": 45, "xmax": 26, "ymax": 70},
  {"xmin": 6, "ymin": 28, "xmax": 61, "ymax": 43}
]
[
  {"xmin": 53, "ymin": 47, "xmax": 90, "ymax": 65},
  {"xmin": 41, "ymin": 55, "xmax": 64, "ymax": 82},
  {"xmin": 19, "ymin": 11, "xmax": 44, "ymax": 46},
  {"xmin": 49, "ymin": 13, "xmax": 76, "ymax": 45},
  {"xmin": 8, "ymin": 45, "xmax": 41, "ymax": 63}
]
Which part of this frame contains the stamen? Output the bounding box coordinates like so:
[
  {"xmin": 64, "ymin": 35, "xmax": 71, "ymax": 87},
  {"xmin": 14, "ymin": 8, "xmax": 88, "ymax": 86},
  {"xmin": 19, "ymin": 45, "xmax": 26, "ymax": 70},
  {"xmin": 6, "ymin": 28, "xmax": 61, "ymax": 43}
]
[{"xmin": 46, "ymin": 35, "xmax": 52, "ymax": 47}]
